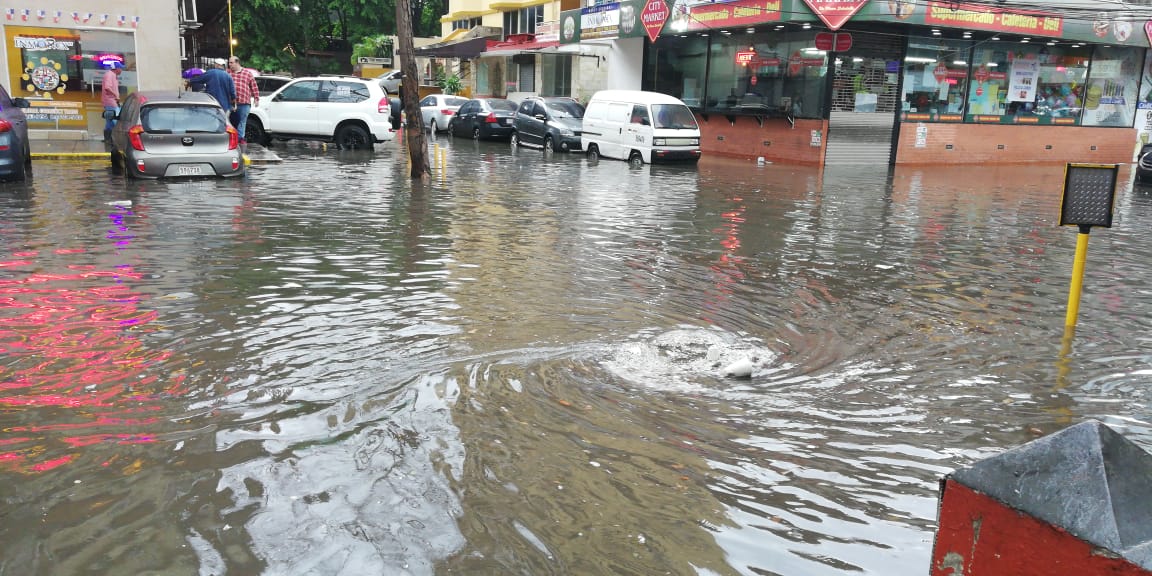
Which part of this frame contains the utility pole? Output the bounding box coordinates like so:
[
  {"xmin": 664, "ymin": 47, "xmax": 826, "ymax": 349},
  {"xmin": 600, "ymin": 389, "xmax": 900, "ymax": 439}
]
[{"xmin": 395, "ymin": 0, "xmax": 429, "ymax": 179}]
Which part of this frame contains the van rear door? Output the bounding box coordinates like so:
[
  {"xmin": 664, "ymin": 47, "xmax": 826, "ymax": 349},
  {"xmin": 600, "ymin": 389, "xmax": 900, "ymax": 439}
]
[{"xmin": 604, "ymin": 102, "xmax": 632, "ymax": 159}]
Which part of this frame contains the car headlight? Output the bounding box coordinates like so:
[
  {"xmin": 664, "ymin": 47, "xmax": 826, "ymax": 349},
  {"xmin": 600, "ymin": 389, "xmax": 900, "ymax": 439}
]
[
  {"xmin": 653, "ymin": 138, "xmax": 666, "ymax": 146},
  {"xmin": 690, "ymin": 138, "xmax": 700, "ymax": 146},
  {"xmin": 558, "ymin": 127, "xmax": 573, "ymax": 136}
]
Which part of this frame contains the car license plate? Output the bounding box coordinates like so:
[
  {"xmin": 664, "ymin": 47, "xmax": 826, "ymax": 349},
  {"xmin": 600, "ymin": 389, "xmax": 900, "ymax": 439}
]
[
  {"xmin": 177, "ymin": 166, "xmax": 202, "ymax": 176},
  {"xmin": 502, "ymin": 119, "xmax": 511, "ymax": 126}
]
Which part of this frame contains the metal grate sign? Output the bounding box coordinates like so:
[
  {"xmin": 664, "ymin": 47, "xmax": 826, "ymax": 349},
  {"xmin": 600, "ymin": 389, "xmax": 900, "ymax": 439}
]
[{"xmin": 1059, "ymin": 163, "xmax": 1118, "ymax": 228}]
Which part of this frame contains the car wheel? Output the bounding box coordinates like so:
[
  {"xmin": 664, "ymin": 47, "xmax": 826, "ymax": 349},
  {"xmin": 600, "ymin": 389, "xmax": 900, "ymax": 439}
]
[
  {"xmin": 430, "ymin": 119, "xmax": 438, "ymax": 133},
  {"xmin": 628, "ymin": 151, "xmax": 644, "ymax": 167},
  {"xmin": 447, "ymin": 119, "xmax": 456, "ymax": 135},
  {"xmin": 543, "ymin": 136, "xmax": 554, "ymax": 153},
  {"xmin": 586, "ymin": 144, "xmax": 599, "ymax": 162},
  {"xmin": 12, "ymin": 145, "xmax": 27, "ymax": 182},
  {"xmin": 246, "ymin": 118, "xmax": 269, "ymax": 146},
  {"xmin": 472, "ymin": 126, "xmax": 481, "ymax": 140},
  {"xmin": 335, "ymin": 124, "xmax": 371, "ymax": 150},
  {"xmin": 21, "ymin": 141, "xmax": 31, "ymax": 177},
  {"xmin": 510, "ymin": 132, "xmax": 519, "ymax": 149}
]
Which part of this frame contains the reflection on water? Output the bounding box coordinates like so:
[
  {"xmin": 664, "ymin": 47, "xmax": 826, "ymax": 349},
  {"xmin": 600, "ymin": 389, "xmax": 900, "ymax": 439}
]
[{"xmin": 2, "ymin": 151, "xmax": 1152, "ymax": 575}]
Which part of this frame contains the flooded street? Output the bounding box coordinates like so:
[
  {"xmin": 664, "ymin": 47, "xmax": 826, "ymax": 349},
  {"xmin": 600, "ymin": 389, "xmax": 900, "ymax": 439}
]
[{"xmin": 3, "ymin": 139, "xmax": 1152, "ymax": 575}]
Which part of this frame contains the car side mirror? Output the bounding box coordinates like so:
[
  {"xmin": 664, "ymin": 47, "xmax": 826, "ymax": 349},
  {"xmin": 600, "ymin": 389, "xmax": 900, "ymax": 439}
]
[
  {"xmin": 534, "ymin": 114, "xmax": 546, "ymax": 121},
  {"xmin": 11, "ymin": 97, "xmax": 29, "ymax": 108},
  {"xmin": 102, "ymin": 109, "xmax": 118, "ymax": 120},
  {"xmin": 642, "ymin": 118, "xmax": 650, "ymax": 126}
]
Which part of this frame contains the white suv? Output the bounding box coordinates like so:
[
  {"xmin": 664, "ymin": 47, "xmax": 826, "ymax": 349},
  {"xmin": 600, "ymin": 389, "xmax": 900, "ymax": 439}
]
[{"xmin": 245, "ymin": 75, "xmax": 395, "ymax": 149}]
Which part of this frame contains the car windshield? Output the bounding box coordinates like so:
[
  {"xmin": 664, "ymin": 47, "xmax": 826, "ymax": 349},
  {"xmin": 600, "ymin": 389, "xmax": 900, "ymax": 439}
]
[
  {"xmin": 445, "ymin": 97, "xmax": 469, "ymax": 107},
  {"xmin": 651, "ymin": 104, "xmax": 698, "ymax": 130},
  {"xmin": 546, "ymin": 101, "xmax": 584, "ymax": 119},
  {"xmin": 489, "ymin": 100, "xmax": 517, "ymax": 112},
  {"xmin": 141, "ymin": 105, "xmax": 227, "ymax": 134}
]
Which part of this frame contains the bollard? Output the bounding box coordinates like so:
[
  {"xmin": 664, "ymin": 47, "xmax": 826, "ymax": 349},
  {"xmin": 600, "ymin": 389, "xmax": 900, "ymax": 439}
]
[{"xmin": 930, "ymin": 420, "xmax": 1152, "ymax": 575}]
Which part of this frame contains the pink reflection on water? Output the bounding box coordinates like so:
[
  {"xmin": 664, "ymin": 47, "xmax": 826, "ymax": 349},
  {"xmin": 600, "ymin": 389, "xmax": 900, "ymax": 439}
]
[{"xmin": 0, "ymin": 217, "xmax": 178, "ymax": 474}]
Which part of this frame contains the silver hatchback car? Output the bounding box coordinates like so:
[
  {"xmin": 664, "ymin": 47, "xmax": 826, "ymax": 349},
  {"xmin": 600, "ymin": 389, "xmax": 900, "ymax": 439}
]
[{"xmin": 109, "ymin": 91, "xmax": 243, "ymax": 179}]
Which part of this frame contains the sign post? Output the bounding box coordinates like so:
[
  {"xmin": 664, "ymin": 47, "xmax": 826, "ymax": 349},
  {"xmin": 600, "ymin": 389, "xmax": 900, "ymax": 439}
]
[{"xmin": 1058, "ymin": 163, "xmax": 1118, "ymax": 330}]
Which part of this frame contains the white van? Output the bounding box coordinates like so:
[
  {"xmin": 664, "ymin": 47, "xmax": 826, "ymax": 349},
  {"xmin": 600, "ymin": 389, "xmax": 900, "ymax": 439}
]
[{"xmin": 581, "ymin": 90, "xmax": 702, "ymax": 165}]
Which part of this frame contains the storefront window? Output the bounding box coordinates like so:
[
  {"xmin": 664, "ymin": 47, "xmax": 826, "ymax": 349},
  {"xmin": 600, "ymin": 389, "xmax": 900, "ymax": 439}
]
[
  {"xmin": 1082, "ymin": 45, "xmax": 1141, "ymax": 127},
  {"xmin": 966, "ymin": 42, "xmax": 1092, "ymax": 125},
  {"xmin": 5, "ymin": 26, "xmax": 136, "ymax": 131},
  {"xmin": 644, "ymin": 35, "xmax": 708, "ymax": 108},
  {"xmin": 901, "ymin": 38, "xmax": 970, "ymax": 122},
  {"xmin": 702, "ymin": 32, "xmax": 826, "ymax": 118}
]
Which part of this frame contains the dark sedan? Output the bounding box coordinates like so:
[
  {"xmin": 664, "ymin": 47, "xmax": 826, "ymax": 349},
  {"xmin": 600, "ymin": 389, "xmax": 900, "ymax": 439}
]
[{"xmin": 449, "ymin": 98, "xmax": 518, "ymax": 140}]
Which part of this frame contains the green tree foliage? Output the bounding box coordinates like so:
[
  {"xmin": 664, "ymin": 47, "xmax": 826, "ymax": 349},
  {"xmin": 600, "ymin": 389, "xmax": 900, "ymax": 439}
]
[{"xmin": 233, "ymin": 0, "xmax": 446, "ymax": 75}]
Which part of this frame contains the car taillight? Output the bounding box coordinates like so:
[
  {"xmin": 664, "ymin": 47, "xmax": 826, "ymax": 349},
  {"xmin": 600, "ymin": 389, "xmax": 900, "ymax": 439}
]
[
  {"xmin": 227, "ymin": 125, "xmax": 239, "ymax": 150},
  {"xmin": 378, "ymin": 97, "xmax": 390, "ymax": 115},
  {"xmin": 0, "ymin": 120, "xmax": 12, "ymax": 133},
  {"xmin": 441, "ymin": 109, "xmax": 454, "ymax": 116},
  {"xmin": 128, "ymin": 125, "xmax": 145, "ymax": 151},
  {"xmin": 232, "ymin": 156, "xmax": 240, "ymax": 170},
  {"xmin": 485, "ymin": 112, "xmax": 497, "ymax": 123}
]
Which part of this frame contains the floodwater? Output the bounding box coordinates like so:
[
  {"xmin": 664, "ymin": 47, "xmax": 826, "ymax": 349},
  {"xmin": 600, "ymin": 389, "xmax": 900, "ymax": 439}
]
[{"xmin": 2, "ymin": 138, "xmax": 1151, "ymax": 576}]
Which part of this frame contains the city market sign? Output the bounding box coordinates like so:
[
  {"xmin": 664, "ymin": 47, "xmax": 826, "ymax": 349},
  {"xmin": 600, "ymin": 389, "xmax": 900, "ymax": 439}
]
[
  {"xmin": 641, "ymin": 0, "xmax": 669, "ymax": 43},
  {"xmin": 800, "ymin": 0, "xmax": 870, "ymax": 31}
]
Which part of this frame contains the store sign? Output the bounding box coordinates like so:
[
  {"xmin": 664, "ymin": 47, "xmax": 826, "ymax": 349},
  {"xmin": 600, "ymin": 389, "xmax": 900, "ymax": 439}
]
[
  {"xmin": 14, "ymin": 36, "xmax": 75, "ymax": 51},
  {"xmin": 800, "ymin": 0, "xmax": 870, "ymax": 31},
  {"xmin": 26, "ymin": 100, "xmax": 83, "ymax": 122},
  {"xmin": 736, "ymin": 51, "xmax": 756, "ymax": 65},
  {"xmin": 641, "ymin": 0, "xmax": 669, "ymax": 42},
  {"xmin": 580, "ymin": 3, "xmax": 621, "ymax": 40},
  {"xmin": 924, "ymin": 2, "xmax": 1062, "ymax": 35},
  {"xmin": 670, "ymin": 0, "xmax": 781, "ymax": 33}
]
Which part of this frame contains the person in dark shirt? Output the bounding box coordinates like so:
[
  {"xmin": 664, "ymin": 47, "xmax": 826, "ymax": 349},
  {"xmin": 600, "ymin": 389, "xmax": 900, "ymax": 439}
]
[{"xmin": 189, "ymin": 59, "xmax": 236, "ymax": 113}]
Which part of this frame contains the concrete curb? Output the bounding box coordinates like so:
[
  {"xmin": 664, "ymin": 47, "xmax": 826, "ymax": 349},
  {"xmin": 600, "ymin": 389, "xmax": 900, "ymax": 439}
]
[{"xmin": 32, "ymin": 153, "xmax": 110, "ymax": 160}]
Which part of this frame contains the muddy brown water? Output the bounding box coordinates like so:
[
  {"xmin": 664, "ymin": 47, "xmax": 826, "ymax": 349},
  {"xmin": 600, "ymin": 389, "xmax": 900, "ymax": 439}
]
[{"xmin": 2, "ymin": 141, "xmax": 1151, "ymax": 575}]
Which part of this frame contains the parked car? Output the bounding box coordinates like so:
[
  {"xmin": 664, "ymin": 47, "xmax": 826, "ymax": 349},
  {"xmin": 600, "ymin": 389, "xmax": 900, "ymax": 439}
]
[
  {"xmin": 581, "ymin": 90, "xmax": 701, "ymax": 165},
  {"xmin": 419, "ymin": 94, "xmax": 469, "ymax": 133},
  {"xmin": 254, "ymin": 74, "xmax": 292, "ymax": 98},
  {"xmin": 1137, "ymin": 144, "xmax": 1152, "ymax": 184},
  {"xmin": 449, "ymin": 98, "xmax": 518, "ymax": 140},
  {"xmin": 108, "ymin": 90, "xmax": 243, "ymax": 179},
  {"xmin": 0, "ymin": 83, "xmax": 31, "ymax": 181},
  {"xmin": 246, "ymin": 75, "xmax": 396, "ymax": 149},
  {"xmin": 511, "ymin": 97, "xmax": 585, "ymax": 153},
  {"xmin": 377, "ymin": 70, "xmax": 404, "ymax": 94}
]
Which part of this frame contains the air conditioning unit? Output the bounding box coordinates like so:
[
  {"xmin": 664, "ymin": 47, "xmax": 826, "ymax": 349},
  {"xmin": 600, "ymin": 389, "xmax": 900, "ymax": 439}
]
[{"xmin": 179, "ymin": 0, "xmax": 198, "ymax": 23}]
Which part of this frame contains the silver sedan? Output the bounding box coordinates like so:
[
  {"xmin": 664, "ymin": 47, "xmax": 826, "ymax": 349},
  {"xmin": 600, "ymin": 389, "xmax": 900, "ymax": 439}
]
[
  {"xmin": 109, "ymin": 90, "xmax": 244, "ymax": 179},
  {"xmin": 418, "ymin": 94, "xmax": 469, "ymax": 133}
]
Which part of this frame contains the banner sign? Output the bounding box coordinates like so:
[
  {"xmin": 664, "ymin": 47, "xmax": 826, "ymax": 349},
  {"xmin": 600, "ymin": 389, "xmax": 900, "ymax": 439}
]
[
  {"xmin": 799, "ymin": 0, "xmax": 870, "ymax": 31},
  {"xmin": 924, "ymin": 2, "xmax": 1062, "ymax": 35},
  {"xmin": 668, "ymin": 0, "xmax": 781, "ymax": 33}
]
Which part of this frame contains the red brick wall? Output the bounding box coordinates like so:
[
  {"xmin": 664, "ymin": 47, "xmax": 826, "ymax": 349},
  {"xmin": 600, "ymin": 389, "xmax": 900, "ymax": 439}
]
[
  {"xmin": 895, "ymin": 123, "xmax": 1137, "ymax": 165},
  {"xmin": 696, "ymin": 114, "xmax": 828, "ymax": 166}
]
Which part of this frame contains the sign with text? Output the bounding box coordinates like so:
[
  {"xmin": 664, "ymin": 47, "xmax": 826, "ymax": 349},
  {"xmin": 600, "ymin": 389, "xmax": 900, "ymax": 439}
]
[
  {"xmin": 580, "ymin": 2, "xmax": 621, "ymax": 40},
  {"xmin": 641, "ymin": 0, "xmax": 669, "ymax": 42},
  {"xmin": 800, "ymin": 0, "xmax": 870, "ymax": 31},
  {"xmin": 814, "ymin": 32, "xmax": 852, "ymax": 51},
  {"xmin": 923, "ymin": 2, "xmax": 1062, "ymax": 35},
  {"xmin": 668, "ymin": 0, "xmax": 781, "ymax": 33}
]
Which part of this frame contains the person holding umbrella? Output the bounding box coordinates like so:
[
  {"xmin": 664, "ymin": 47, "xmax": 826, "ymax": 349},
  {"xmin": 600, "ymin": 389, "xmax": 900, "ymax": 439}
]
[{"xmin": 100, "ymin": 60, "xmax": 123, "ymax": 142}]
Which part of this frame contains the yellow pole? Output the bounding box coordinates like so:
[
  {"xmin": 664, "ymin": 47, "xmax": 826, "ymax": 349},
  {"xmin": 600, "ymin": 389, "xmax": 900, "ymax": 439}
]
[
  {"xmin": 1064, "ymin": 231, "xmax": 1090, "ymax": 328},
  {"xmin": 228, "ymin": 0, "xmax": 234, "ymax": 58}
]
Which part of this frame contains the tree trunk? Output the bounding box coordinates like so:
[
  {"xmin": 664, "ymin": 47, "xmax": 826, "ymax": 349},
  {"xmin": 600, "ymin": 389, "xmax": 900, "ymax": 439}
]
[{"xmin": 396, "ymin": 0, "xmax": 429, "ymax": 179}]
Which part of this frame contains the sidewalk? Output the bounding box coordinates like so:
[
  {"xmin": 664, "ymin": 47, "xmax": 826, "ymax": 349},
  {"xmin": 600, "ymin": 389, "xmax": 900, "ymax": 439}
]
[
  {"xmin": 31, "ymin": 138, "xmax": 109, "ymax": 159},
  {"xmin": 30, "ymin": 137, "xmax": 282, "ymax": 164}
]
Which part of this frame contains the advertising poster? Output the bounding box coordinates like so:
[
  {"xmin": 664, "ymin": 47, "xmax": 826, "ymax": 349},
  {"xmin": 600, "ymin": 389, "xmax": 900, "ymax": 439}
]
[{"xmin": 1007, "ymin": 56, "xmax": 1039, "ymax": 103}]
